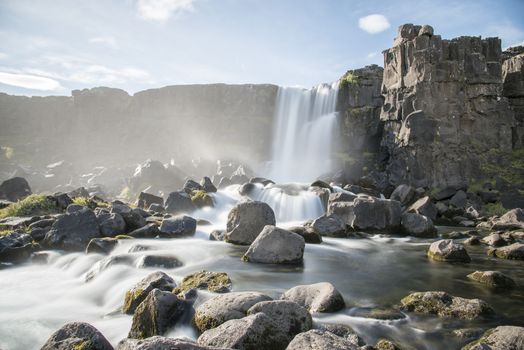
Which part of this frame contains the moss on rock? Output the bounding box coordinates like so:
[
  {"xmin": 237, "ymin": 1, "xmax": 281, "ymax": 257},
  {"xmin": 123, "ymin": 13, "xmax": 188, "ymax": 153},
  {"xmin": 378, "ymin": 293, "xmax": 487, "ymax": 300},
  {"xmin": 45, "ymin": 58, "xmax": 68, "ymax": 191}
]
[
  {"xmin": 0, "ymin": 194, "xmax": 58, "ymax": 219},
  {"xmin": 173, "ymin": 270, "xmax": 232, "ymax": 295}
]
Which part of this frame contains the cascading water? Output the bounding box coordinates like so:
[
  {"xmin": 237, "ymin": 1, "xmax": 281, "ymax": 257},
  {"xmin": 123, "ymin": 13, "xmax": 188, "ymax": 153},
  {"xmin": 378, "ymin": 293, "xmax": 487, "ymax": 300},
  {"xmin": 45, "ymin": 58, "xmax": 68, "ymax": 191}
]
[{"xmin": 269, "ymin": 82, "xmax": 339, "ymax": 183}]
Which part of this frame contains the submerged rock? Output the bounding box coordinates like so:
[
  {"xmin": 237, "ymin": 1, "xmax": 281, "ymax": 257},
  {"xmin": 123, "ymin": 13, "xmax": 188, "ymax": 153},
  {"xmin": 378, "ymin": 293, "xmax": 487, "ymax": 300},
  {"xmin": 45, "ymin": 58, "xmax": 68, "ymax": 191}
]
[
  {"xmin": 40, "ymin": 322, "xmax": 113, "ymax": 350},
  {"xmin": 461, "ymin": 325, "xmax": 524, "ymax": 350},
  {"xmin": 225, "ymin": 201, "xmax": 276, "ymax": 245},
  {"xmin": 159, "ymin": 215, "xmax": 197, "ymax": 237},
  {"xmin": 0, "ymin": 232, "xmax": 33, "ymax": 263},
  {"xmin": 427, "ymin": 239, "xmax": 471, "ymax": 262},
  {"xmin": 86, "ymin": 237, "xmax": 118, "ymax": 254},
  {"xmin": 242, "ymin": 225, "xmax": 305, "ymax": 264},
  {"xmin": 281, "ymin": 282, "xmax": 345, "ymax": 313},
  {"xmin": 122, "ymin": 271, "xmax": 176, "ymax": 314},
  {"xmin": 137, "ymin": 255, "xmax": 183, "ymax": 268},
  {"xmin": 375, "ymin": 339, "xmax": 403, "ymax": 350},
  {"xmin": 488, "ymin": 243, "xmax": 524, "ymax": 260},
  {"xmin": 467, "ymin": 270, "xmax": 516, "ymax": 289},
  {"xmin": 44, "ymin": 207, "xmax": 100, "ymax": 250},
  {"xmin": 193, "ymin": 291, "xmax": 272, "ymax": 332},
  {"xmin": 400, "ymin": 291, "xmax": 494, "ymax": 320},
  {"xmin": 173, "ymin": 270, "xmax": 232, "ymax": 294},
  {"xmin": 286, "ymin": 329, "xmax": 359, "ymax": 350}
]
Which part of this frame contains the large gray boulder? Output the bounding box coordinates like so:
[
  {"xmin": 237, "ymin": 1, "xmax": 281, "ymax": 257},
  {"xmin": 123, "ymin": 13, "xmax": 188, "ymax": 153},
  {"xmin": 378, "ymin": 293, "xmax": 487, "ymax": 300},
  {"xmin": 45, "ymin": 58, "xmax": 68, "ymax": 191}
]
[
  {"xmin": 390, "ymin": 184, "xmax": 415, "ymax": 206},
  {"xmin": 128, "ymin": 223, "xmax": 161, "ymax": 238},
  {"xmin": 427, "ymin": 239, "xmax": 471, "ymax": 262},
  {"xmin": 193, "ymin": 291, "xmax": 272, "ymax": 332},
  {"xmin": 86, "ymin": 237, "xmax": 118, "ymax": 254},
  {"xmin": 159, "ymin": 215, "xmax": 197, "ymax": 237},
  {"xmin": 0, "ymin": 232, "xmax": 33, "ymax": 263},
  {"xmin": 400, "ymin": 291, "xmax": 494, "ymax": 320},
  {"xmin": 286, "ymin": 329, "xmax": 359, "ymax": 350},
  {"xmin": 111, "ymin": 203, "xmax": 146, "ymax": 231},
  {"xmin": 400, "ymin": 212, "xmax": 436, "ymax": 237},
  {"xmin": 310, "ymin": 215, "xmax": 346, "ymax": 237},
  {"xmin": 40, "ymin": 322, "xmax": 113, "ymax": 350},
  {"xmin": 137, "ymin": 192, "xmax": 163, "ymax": 209},
  {"xmin": 117, "ymin": 336, "xmax": 229, "ymax": 350},
  {"xmin": 44, "ymin": 207, "xmax": 101, "ymax": 250},
  {"xmin": 467, "ymin": 270, "xmax": 516, "ymax": 289},
  {"xmin": 128, "ymin": 289, "xmax": 187, "ymax": 339},
  {"xmin": 165, "ymin": 191, "xmax": 196, "ymax": 215},
  {"xmin": 123, "ymin": 271, "xmax": 176, "ymax": 314},
  {"xmin": 281, "ymin": 282, "xmax": 345, "ymax": 313},
  {"xmin": 492, "ymin": 208, "xmax": 524, "ymax": 230},
  {"xmin": 488, "ymin": 243, "xmax": 524, "ymax": 260},
  {"xmin": 0, "ymin": 177, "xmax": 31, "ymax": 202},
  {"xmin": 407, "ymin": 196, "xmax": 438, "ymax": 221},
  {"xmin": 97, "ymin": 212, "xmax": 126, "ymax": 237},
  {"xmin": 201, "ymin": 176, "xmax": 217, "ymax": 193},
  {"xmin": 242, "ymin": 226, "xmax": 304, "ymax": 264},
  {"xmin": 461, "ymin": 325, "xmax": 524, "ymax": 350},
  {"xmin": 225, "ymin": 201, "xmax": 276, "ymax": 245}
]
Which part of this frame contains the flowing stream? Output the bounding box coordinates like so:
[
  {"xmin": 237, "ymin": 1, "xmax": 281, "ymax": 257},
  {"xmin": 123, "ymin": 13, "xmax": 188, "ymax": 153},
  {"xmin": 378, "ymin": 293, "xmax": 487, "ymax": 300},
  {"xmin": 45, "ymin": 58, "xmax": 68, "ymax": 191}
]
[{"xmin": 1, "ymin": 185, "xmax": 524, "ymax": 350}]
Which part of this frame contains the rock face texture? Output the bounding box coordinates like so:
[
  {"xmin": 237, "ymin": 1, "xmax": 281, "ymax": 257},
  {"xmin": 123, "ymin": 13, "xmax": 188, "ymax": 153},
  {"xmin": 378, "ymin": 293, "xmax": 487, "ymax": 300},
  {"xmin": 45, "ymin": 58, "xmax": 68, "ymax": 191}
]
[{"xmin": 503, "ymin": 46, "xmax": 524, "ymax": 149}]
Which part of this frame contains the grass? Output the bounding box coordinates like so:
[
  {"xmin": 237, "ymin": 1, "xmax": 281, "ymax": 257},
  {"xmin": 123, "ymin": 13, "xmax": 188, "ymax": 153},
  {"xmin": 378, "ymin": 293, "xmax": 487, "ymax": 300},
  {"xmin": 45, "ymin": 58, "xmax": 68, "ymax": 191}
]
[
  {"xmin": 72, "ymin": 196, "xmax": 110, "ymax": 210},
  {"xmin": 339, "ymin": 72, "xmax": 359, "ymax": 89},
  {"xmin": 0, "ymin": 194, "xmax": 58, "ymax": 219},
  {"xmin": 482, "ymin": 202, "xmax": 507, "ymax": 217},
  {"xmin": 0, "ymin": 229, "xmax": 14, "ymax": 237}
]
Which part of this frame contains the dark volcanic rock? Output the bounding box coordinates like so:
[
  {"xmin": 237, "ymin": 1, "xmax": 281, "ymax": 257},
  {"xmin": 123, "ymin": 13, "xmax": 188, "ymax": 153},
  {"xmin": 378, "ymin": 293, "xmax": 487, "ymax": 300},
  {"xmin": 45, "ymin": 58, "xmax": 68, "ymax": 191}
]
[
  {"xmin": 159, "ymin": 215, "xmax": 197, "ymax": 237},
  {"xmin": 0, "ymin": 232, "xmax": 33, "ymax": 262},
  {"xmin": 0, "ymin": 177, "xmax": 31, "ymax": 202},
  {"xmin": 165, "ymin": 191, "xmax": 196, "ymax": 215},
  {"xmin": 44, "ymin": 207, "xmax": 100, "ymax": 250},
  {"xmin": 137, "ymin": 192, "xmax": 163, "ymax": 209},
  {"xmin": 123, "ymin": 271, "xmax": 176, "ymax": 314}
]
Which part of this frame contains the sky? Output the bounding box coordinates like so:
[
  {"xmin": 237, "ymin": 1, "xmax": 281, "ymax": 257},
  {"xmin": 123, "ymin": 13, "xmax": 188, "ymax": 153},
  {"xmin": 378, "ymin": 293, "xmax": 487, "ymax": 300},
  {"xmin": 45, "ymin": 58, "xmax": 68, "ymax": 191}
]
[{"xmin": 0, "ymin": 0, "xmax": 523, "ymax": 96}]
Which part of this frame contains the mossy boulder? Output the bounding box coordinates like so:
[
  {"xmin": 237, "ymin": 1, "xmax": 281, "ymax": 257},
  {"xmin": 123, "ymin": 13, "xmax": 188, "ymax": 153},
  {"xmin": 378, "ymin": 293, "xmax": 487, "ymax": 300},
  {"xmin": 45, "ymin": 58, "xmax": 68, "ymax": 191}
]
[
  {"xmin": 462, "ymin": 325, "xmax": 524, "ymax": 350},
  {"xmin": 40, "ymin": 322, "xmax": 113, "ymax": 350},
  {"xmin": 0, "ymin": 194, "xmax": 58, "ymax": 219},
  {"xmin": 427, "ymin": 239, "xmax": 471, "ymax": 262},
  {"xmin": 191, "ymin": 190, "xmax": 214, "ymax": 208},
  {"xmin": 122, "ymin": 271, "xmax": 176, "ymax": 314},
  {"xmin": 376, "ymin": 339, "xmax": 403, "ymax": 350},
  {"xmin": 173, "ymin": 271, "xmax": 232, "ymax": 295},
  {"xmin": 488, "ymin": 243, "xmax": 524, "ymax": 260},
  {"xmin": 286, "ymin": 329, "xmax": 359, "ymax": 350},
  {"xmin": 467, "ymin": 270, "xmax": 516, "ymax": 289}
]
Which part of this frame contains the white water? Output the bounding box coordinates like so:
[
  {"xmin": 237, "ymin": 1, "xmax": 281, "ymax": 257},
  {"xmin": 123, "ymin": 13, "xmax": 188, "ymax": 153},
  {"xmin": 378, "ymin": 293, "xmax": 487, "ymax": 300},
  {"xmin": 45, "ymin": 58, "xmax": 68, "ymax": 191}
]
[{"xmin": 269, "ymin": 82, "xmax": 339, "ymax": 183}]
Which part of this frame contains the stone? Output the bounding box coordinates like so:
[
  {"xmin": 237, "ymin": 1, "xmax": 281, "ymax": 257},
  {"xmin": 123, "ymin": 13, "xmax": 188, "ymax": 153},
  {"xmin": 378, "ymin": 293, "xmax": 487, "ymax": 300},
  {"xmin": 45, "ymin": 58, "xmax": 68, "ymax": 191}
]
[
  {"xmin": 0, "ymin": 177, "xmax": 31, "ymax": 202},
  {"xmin": 375, "ymin": 339, "xmax": 402, "ymax": 350},
  {"xmin": 482, "ymin": 233, "xmax": 510, "ymax": 247},
  {"xmin": 419, "ymin": 24, "xmax": 434, "ymax": 36},
  {"xmin": 117, "ymin": 336, "xmax": 228, "ymax": 350},
  {"xmin": 328, "ymin": 192, "xmax": 357, "ymax": 204},
  {"xmin": 86, "ymin": 237, "xmax": 118, "ymax": 254},
  {"xmin": 249, "ymin": 177, "xmax": 275, "ymax": 186},
  {"xmin": 128, "ymin": 289, "xmax": 187, "ymax": 339},
  {"xmin": 111, "ymin": 203, "xmax": 147, "ymax": 231},
  {"xmin": 53, "ymin": 192, "xmax": 73, "ymax": 210},
  {"xmin": 287, "ymin": 226, "xmax": 323, "ymax": 243},
  {"xmin": 165, "ymin": 191, "xmax": 196, "ymax": 215},
  {"xmin": 193, "ymin": 291, "xmax": 272, "ymax": 332},
  {"xmin": 407, "ymin": 196, "xmax": 438, "ymax": 221},
  {"xmin": 401, "ymin": 212, "xmax": 437, "ymax": 237},
  {"xmin": 311, "ymin": 215, "xmax": 346, "ymax": 237},
  {"xmin": 488, "ymin": 243, "xmax": 524, "ymax": 260},
  {"xmin": 137, "ymin": 255, "xmax": 183, "ymax": 268},
  {"xmin": 159, "ymin": 215, "xmax": 197, "ymax": 237},
  {"xmin": 183, "ymin": 179, "xmax": 204, "ymax": 194},
  {"xmin": 173, "ymin": 271, "xmax": 232, "ymax": 295},
  {"xmin": 122, "ymin": 271, "xmax": 176, "ymax": 314},
  {"xmin": 128, "ymin": 223, "xmax": 161, "ymax": 238},
  {"xmin": 137, "ymin": 192, "xmax": 163, "ymax": 209},
  {"xmin": 201, "ymin": 176, "xmax": 218, "ymax": 193},
  {"xmin": 286, "ymin": 330, "xmax": 359, "ymax": 350},
  {"xmin": 97, "ymin": 212, "xmax": 126, "ymax": 237},
  {"xmin": 281, "ymin": 282, "xmax": 345, "ymax": 313},
  {"xmin": 467, "ymin": 270, "xmax": 516, "ymax": 289},
  {"xmin": 148, "ymin": 203, "xmax": 164, "ymax": 213},
  {"xmin": 462, "ymin": 325, "xmax": 524, "ymax": 350},
  {"xmin": 225, "ymin": 201, "xmax": 276, "ymax": 245},
  {"xmin": 40, "ymin": 322, "xmax": 113, "ymax": 350},
  {"xmin": 492, "ymin": 208, "xmax": 524, "ymax": 230},
  {"xmin": 209, "ymin": 230, "xmax": 225, "ymax": 241},
  {"xmin": 85, "ymin": 255, "xmax": 135, "ymax": 281},
  {"xmin": 315, "ymin": 323, "xmax": 363, "ymax": 345},
  {"xmin": 44, "ymin": 207, "xmax": 101, "ymax": 251},
  {"xmin": 29, "ymin": 218, "xmax": 55, "ymax": 229},
  {"xmin": 427, "ymin": 239, "xmax": 471, "ymax": 262},
  {"xmin": 400, "ymin": 291, "xmax": 494, "ymax": 320},
  {"xmin": 434, "ymin": 186, "xmax": 459, "ymax": 201},
  {"xmin": 390, "ymin": 184, "xmax": 415, "ymax": 206},
  {"xmin": 310, "ymin": 180, "xmax": 333, "ymax": 192},
  {"xmin": 238, "ymin": 183, "xmax": 256, "ymax": 196},
  {"xmin": 0, "ymin": 232, "xmax": 33, "ymax": 263},
  {"xmin": 242, "ymin": 225, "xmax": 305, "ymax": 264},
  {"xmin": 450, "ymin": 190, "xmax": 468, "ymax": 208},
  {"xmin": 464, "ymin": 236, "xmax": 481, "ymax": 245}
]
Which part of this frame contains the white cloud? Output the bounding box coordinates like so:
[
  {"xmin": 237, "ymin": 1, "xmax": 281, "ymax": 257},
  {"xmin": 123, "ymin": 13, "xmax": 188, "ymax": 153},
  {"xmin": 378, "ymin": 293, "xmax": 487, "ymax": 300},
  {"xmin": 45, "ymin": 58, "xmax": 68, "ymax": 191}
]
[
  {"xmin": 358, "ymin": 14, "xmax": 390, "ymax": 34},
  {"xmin": 137, "ymin": 0, "xmax": 195, "ymax": 21},
  {"xmin": 0, "ymin": 71, "xmax": 62, "ymax": 91},
  {"xmin": 89, "ymin": 36, "xmax": 118, "ymax": 49}
]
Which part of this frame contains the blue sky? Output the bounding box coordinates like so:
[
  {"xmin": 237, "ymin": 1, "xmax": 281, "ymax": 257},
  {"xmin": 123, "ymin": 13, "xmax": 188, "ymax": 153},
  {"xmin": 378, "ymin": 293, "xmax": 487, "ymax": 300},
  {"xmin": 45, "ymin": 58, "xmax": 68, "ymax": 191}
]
[{"xmin": 0, "ymin": 0, "xmax": 523, "ymax": 96}]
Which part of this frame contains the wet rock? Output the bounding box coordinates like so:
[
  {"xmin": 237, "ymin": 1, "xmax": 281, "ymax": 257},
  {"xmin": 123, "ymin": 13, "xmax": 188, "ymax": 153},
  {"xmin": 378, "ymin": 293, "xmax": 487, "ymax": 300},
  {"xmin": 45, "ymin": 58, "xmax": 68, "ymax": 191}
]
[
  {"xmin": 190, "ymin": 190, "xmax": 214, "ymax": 208},
  {"xmin": 461, "ymin": 325, "xmax": 524, "ymax": 350},
  {"xmin": 390, "ymin": 184, "xmax": 415, "ymax": 206},
  {"xmin": 137, "ymin": 192, "xmax": 163, "ymax": 210},
  {"xmin": 217, "ymin": 177, "xmax": 231, "ymax": 189},
  {"xmin": 349, "ymin": 307, "xmax": 406, "ymax": 320},
  {"xmin": 238, "ymin": 183, "xmax": 256, "ymax": 196},
  {"xmin": 225, "ymin": 201, "xmax": 276, "ymax": 245},
  {"xmin": 165, "ymin": 191, "xmax": 196, "ymax": 215},
  {"xmin": 467, "ymin": 270, "xmax": 516, "ymax": 289},
  {"xmin": 249, "ymin": 177, "xmax": 274, "ymax": 186},
  {"xmin": 401, "ymin": 212, "xmax": 436, "ymax": 237},
  {"xmin": 464, "ymin": 236, "xmax": 481, "ymax": 245},
  {"xmin": 85, "ymin": 255, "xmax": 135, "ymax": 281},
  {"xmin": 281, "ymin": 282, "xmax": 345, "ymax": 313},
  {"xmin": 159, "ymin": 215, "xmax": 197, "ymax": 237},
  {"xmin": 286, "ymin": 329, "xmax": 359, "ymax": 350},
  {"xmin": 173, "ymin": 271, "xmax": 232, "ymax": 294},
  {"xmin": 427, "ymin": 239, "xmax": 471, "ymax": 262},
  {"xmin": 242, "ymin": 225, "xmax": 305, "ymax": 264},
  {"xmin": 128, "ymin": 223, "xmax": 161, "ymax": 238},
  {"xmin": 315, "ymin": 323, "xmax": 363, "ymax": 345},
  {"xmin": 201, "ymin": 176, "xmax": 217, "ymax": 193},
  {"xmin": 311, "ymin": 180, "xmax": 333, "ymax": 192},
  {"xmin": 311, "ymin": 215, "xmax": 346, "ymax": 237},
  {"xmin": 492, "ymin": 208, "xmax": 524, "ymax": 230},
  {"xmin": 375, "ymin": 339, "xmax": 402, "ymax": 350},
  {"xmin": 0, "ymin": 177, "xmax": 31, "ymax": 202},
  {"xmin": 128, "ymin": 244, "xmax": 152, "ymax": 253},
  {"xmin": 137, "ymin": 255, "xmax": 183, "ymax": 268},
  {"xmin": 288, "ymin": 226, "xmax": 323, "ymax": 243},
  {"xmin": 450, "ymin": 190, "xmax": 468, "ymax": 209},
  {"xmin": 68, "ymin": 187, "xmax": 90, "ymax": 199},
  {"xmin": 183, "ymin": 179, "xmax": 204, "ymax": 194},
  {"xmin": 452, "ymin": 328, "xmax": 484, "ymax": 342},
  {"xmin": 128, "ymin": 289, "xmax": 187, "ymax": 339},
  {"xmin": 482, "ymin": 232, "xmax": 511, "ymax": 247},
  {"xmin": 86, "ymin": 237, "xmax": 118, "ymax": 254},
  {"xmin": 488, "ymin": 243, "xmax": 524, "ymax": 260},
  {"xmin": 117, "ymin": 336, "xmax": 228, "ymax": 350},
  {"xmin": 29, "ymin": 218, "xmax": 55, "ymax": 229},
  {"xmin": 344, "ymin": 184, "xmax": 380, "ymax": 197},
  {"xmin": 66, "ymin": 204, "xmax": 84, "ymax": 214},
  {"xmin": 29, "ymin": 226, "xmax": 48, "ymax": 242},
  {"xmin": 97, "ymin": 212, "xmax": 126, "ymax": 237},
  {"xmin": 148, "ymin": 203, "xmax": 164, "ymax": 213},
  {"xmin": 111, "ymin": 203, "xmax": 147, "ymax": 231},
  {"xmin": 407, "ymin": 196, "xmax": 437, "ymax": 221},
  {"xmin": 122, "ymin": 271, "xmax": 176, "ymax": 314},
  {"xmin": 193, "ymin": 291, "xmax": 272, "ymax": 332},
  {"xmin": 209, "ymin": 230, "xmax": 225, "ymax": 241},
  {"xmin": 197, "ymin": 313, "xmax": 280, "ymax": 350},
  {"xmin": 400, "ymin": 291, "xmax": 494, "ymax": 320},
  {"xmin": 53, "ymin": 193, "xmax": 73, "ymax": 210},
  {"xmin": 44, "ymin": 207, "xmax": 100, "ymax": 251},
  {"xmin": 0, "ymin": 232, "xmax": 33, "ymax": 263},
  {"xmin": 328, "ymin": 192, "xmax": 358, "ymax": 204},
  {"xmin": 40, "ymin": 322, "xmax": 113, "ymax": 350},
  {"xmin": 248, "ymin": 300, "xmax": 312, "ymax": 344}
]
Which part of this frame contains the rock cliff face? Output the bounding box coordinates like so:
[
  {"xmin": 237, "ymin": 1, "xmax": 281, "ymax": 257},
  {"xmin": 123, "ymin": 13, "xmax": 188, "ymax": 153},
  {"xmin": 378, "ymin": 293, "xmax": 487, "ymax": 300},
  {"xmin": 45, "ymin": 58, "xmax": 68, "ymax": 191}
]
[{"xmin": 503, "ymin": 46, "xmax": 524, "ymax": 149}]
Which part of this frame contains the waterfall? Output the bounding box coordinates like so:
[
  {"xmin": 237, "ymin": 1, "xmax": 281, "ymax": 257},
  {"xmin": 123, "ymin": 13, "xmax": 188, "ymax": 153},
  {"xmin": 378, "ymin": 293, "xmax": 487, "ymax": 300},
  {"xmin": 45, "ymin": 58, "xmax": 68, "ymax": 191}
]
[{"xmin": 269, "ymin": 82, "xmax": 339, "ymax": 183}]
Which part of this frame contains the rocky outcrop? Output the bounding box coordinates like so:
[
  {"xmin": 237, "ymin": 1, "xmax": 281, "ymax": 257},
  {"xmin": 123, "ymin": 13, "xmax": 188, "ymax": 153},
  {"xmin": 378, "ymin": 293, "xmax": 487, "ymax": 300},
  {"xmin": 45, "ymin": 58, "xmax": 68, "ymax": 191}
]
[
  {"xmin": 503, "ymin": 46, "xmax": 524, "ymax": 149},
  {"xmin": 40, "ymin": 322, "xmax": 113, "ymax": 350},
  {"xmin": 462, "ymin": 325, "xmax": 524, "ymax": 350}
]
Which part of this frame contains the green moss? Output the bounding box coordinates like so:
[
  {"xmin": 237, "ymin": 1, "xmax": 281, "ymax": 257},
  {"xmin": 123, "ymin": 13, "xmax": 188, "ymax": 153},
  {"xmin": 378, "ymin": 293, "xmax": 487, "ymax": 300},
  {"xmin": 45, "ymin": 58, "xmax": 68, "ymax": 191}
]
[
  {"xmin": 115, "ymin": 234, "xmax": 133, "ymax": 240},
  {"xmin": 72, "ymin": 196, "xmax": 109, "ymax": 210},
  {"xmin": 191, "ymin": 190, "xmax": 213, "ymax": 207},
  {"xmin": 339, "ymin": 72, "xmax": 359, "ymax": 89},
  {"xmin": 482, "ymin": 202, "xmax": 506, "ymax": 217},
  {"xmin": 0, "ymin": 194, "xmax": 59, "ymax": 219},
  {"xmin": 174, "ymin": 270, "xmax": 232, "ymax": 295},
  {"xmin": 0, "ymin": 229, "xmax": 15, "ymax": 237},
  {"xmin": 73, "ymin": 340, "xmax": 93, "ymax": 350}
]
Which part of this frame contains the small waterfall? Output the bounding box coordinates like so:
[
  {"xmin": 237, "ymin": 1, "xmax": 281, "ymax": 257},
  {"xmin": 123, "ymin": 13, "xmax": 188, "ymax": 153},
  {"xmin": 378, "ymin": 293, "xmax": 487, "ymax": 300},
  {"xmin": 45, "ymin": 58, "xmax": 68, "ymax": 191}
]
[{"xmin": 269, "ymin": 82, "xmax": 339, "ymax": 183}]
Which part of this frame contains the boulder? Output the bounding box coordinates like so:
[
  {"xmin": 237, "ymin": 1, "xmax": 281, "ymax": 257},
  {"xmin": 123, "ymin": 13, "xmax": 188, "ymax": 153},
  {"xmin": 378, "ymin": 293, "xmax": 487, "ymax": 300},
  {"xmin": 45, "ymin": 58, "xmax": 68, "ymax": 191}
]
[
  {"xmin": 53, "ymin": 192, "xmax": 73, "ymax": 210},
  {"xmin": 400, "ymin": 213, "xmax": 437, "ymax": 237},
  {"xmin": 137, "ymin": 192, "xmax": 163, "ymax": 209},
  {"xmin": 375, "ymin": 339, "xmax": 402, "ymax": 350},
  {"xmin": 183, "ymin": 179, "xmax": 204, "ymax": 194},
  {"xmin": 427, "ymin": 239, "xmax": 471, "ymax": 262},
  {"xmin": 173, "ymin": 271, "xmax": 232, "ymax": 295},
  {"xmin": 467, "ymin": 270, "xmax": 516, "ymax": 289},
  {"xmin": 159, "ymin": 215, "xmax": 197, "ymax": 237},
  {"xmin": 242, "ymin": 226, "xmax": 305, "ymax": 264},
  {"xmin": 488, "ymin": 243, "xmax": 524, "ymax": 260},
  {"xmin": 209, "ymin": 230, "xmax": 225, "ymax": 241},
  {"xmin": 492, "ymin": 208, "xmax": 524, "ymax": 230},
  {"xmin": 225, "ymin": 201, "xmax": 276, "ymax": 245},
  {"xmin": 286, "ymin": 330, "xmax": 359, "ymax": 350},
  {"xmin": 400, "ymin": 291, "xmax": 494, "ymax": 320},
  {"xmin": 434, "ymin": 186, "xmax": 459, "ymax": 201},
  {"xmin": 0, "ymin": 177, "xmax": 31, "ymax": 202},
  {"xmin": 390, "ymin": 184, "xmax": 415, "ymax": 206},
  {"xmin": 40, "ymin": 322, "xmax": 113, "ymax": 350},
  {"xmin": 44, "ymin": 207, "xmax": 101, "ymax": 250},
  {"xmin": 128, "ymin": 289, "xmax": 187, "ymax": 339},
  {"xmin": 165, "ymin": 191, "xmax": 196, "ymax": 215},
  {"xmin": 117, "ymin": 336, "xmax": 229, "ymax": 350},
  {"xmin": 201, "ymin": 176, "xmax": 217, "ymax": 193},
  {"xmin": 122, "ymin": 271, "xmax": 176, "ymax": 314},
  {"xmin": 450, "ymin": 190, "xmax": 468, "ymax": 208},
  {"xmin": 86, "ymin": 237, "xmax": 118, "ymax": 254},
  {"xmin": 193, "ymin": 291, "xmax": 272, "ymax": 332},
  {"xmin": 328, "ymin": 192, "xmax": 357, "ymax": 204},
  {"xmin": 85, "ymin": 255, "xmax": 135, "ymax": 281},
  {"xmin": 482, "ymin": 233, "xmax": 511, "ymax": 247},
  {"xmin": 0, "ymin": 232, "xmax": 33, "ymax": 262},
  {"xmin": 288, "ymin": 226, "xmax": 323, "ymax": 243},
  {"xmin": 137, "ymin": 255, "xmax": 183, "ymax": 268},
  {"xmin": 461, "ymin": 325, "xmax": 524, "ymax": 350},
  {"xmin": 281, "ymin": 282, "xmax": 345, "ymax": 313},
  {"xmin": 148, "ymin": 203, "xmax": 164, "ymax": 213},
  {"xmin": 128, "ymin": 223, "xmax": 161, "ymax": 238},
  {"xmin": 97, "ymin": 212, "xmax": 126, "ymax": 237},
  {"xmin": 407, "ymin": 196, "xmax": 438, "ymax": 221},
  {"xmin": 311, "ymin": 215, "xmax": 346, "ymax": 237},
  {"xmin": 111, "ymin": 203, "xmax": 147, "ymax": 231}
]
